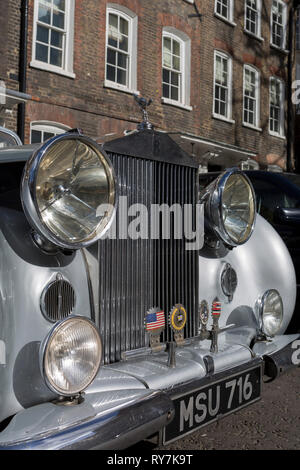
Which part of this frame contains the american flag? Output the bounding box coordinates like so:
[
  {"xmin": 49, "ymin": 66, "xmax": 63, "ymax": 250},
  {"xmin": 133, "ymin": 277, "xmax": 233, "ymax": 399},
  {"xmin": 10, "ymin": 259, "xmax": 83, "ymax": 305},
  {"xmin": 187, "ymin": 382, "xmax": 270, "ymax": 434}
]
[{"xmin": 146, "ymin": 310, "xmax": 165, "ymax": 331}]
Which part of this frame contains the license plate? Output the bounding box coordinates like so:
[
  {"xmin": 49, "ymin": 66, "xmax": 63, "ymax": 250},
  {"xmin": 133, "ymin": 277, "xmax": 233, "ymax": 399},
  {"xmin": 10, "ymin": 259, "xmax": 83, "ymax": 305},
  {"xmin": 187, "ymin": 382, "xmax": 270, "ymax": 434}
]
[{"xmin": 162, "ymin": 363, "xmax": 262, "ymax": 445}]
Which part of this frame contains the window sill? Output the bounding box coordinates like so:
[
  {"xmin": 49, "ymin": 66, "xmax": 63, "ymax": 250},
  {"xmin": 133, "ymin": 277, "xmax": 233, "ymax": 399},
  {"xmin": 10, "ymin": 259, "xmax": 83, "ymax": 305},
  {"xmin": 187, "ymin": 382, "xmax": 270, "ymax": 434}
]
[
  {"xmin": 162, "ymin": 97, "xmax": 193, "ymax": 111},
  {"xmin": 30, "ymin": 61, "xmax": 76, "ymax": 79},
  {"xmin": 270, "ymin": 43, "xmax": 289, "ymax": 55},
  {"xmin": 243, "ymin": 29, "xmax": 264, "ymax": 43},
  {"xmin": 212, "ymin": 113, "xmax": 235, "ymax": 124},
  {"xmin": 103, "ymin": 80, "xmax": 139, "ymax": 95},
  {"xmin": 269, "ymin": 131, "xmax": 286, "ymax": 140},
  {"xmin": 214, "ymin": 12, "xmax": 237, "ymax": 27},
  {"xmin": 243, "ymin": 122, "xmax": 262, "ymax": 132}
]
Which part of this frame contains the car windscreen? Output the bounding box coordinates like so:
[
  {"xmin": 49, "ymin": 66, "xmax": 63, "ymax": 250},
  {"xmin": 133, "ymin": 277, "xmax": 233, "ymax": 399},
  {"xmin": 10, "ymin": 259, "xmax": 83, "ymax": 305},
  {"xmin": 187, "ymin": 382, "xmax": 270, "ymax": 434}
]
[{"xmin": 283, "ymin": 173, "xmax": 300, "ymax": 190}]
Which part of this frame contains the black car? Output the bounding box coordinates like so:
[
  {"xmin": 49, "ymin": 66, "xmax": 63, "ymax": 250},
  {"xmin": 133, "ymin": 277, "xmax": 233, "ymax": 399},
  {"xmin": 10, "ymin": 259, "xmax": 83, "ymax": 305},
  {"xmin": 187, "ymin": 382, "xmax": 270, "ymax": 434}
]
[{"xmin": 199, "ymin": 170, "xmax": 300, "ymax": 333}]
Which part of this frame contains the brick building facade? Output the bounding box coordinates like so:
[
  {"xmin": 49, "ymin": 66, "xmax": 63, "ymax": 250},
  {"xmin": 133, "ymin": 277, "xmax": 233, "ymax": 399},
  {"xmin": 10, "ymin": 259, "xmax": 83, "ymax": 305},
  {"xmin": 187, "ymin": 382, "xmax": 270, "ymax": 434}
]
[{"xmin": 0, "ymin": 0, "xmax": 297, "ymax": 170}]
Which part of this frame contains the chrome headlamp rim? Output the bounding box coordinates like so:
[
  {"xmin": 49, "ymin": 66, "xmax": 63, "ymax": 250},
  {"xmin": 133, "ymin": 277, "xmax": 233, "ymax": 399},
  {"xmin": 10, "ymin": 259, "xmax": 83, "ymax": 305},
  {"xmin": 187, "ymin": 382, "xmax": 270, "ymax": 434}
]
[
  {"xmin": 257, "ymin": 288, "xmax": 284, "ymax": 337},
  {"xmin": 208, "ymin": 167, "xmax": 256, "ymax": 247},
  {"xmin": 40, "ymin": 315, "xmax": 102, "ymax": 397},
  {"xmin": 21, "ymin": 133, "xmax": 117, "ymax": 250}
]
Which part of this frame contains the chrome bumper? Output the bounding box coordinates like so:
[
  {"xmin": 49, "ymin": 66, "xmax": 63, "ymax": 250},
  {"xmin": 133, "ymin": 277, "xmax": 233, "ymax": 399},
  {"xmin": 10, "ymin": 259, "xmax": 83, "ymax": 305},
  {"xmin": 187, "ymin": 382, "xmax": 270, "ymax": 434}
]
[
  {"xmin": 0, "ymin": 334, "xmax": 299, "ymax": 450},
  {"xmin": 0, "ymin": 390, "xmax": 174, "ymax": 450}
]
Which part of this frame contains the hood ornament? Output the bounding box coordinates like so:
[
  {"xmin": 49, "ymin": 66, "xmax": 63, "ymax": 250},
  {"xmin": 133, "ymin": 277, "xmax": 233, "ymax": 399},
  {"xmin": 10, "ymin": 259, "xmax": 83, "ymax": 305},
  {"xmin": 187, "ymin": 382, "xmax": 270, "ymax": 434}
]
[{"xmin": 134, "ymin": 93, "xmax": 153, "ymax": 131}]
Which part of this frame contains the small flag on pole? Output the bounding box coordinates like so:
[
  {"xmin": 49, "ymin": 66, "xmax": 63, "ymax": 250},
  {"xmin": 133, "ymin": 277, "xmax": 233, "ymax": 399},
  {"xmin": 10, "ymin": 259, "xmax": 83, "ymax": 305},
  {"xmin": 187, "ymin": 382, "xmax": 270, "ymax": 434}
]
[
  {"xmin": 146, "ymin": 309, "xmax": 165, "ymax": 331},
  {"xmin": 212, "ymin": 299, "xmax": 221, "ymax": 317}
]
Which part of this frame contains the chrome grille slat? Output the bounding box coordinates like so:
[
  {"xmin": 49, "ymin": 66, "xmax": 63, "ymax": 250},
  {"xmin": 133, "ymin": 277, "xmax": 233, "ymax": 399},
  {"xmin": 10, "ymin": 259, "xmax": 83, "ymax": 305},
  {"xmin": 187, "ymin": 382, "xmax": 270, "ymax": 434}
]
[{"xmin": 98, "ymin": 153, "xmax": 198, "ymax": 364}]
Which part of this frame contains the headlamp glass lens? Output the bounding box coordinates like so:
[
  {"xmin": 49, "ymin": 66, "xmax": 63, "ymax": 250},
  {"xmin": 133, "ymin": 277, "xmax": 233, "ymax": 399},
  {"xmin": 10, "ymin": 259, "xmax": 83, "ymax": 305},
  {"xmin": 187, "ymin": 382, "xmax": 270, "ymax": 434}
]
[
  {"xmin": 262, "ymin": 289, "xmax": 283, "ymax": 337},
  {"xmin": 44, "ymin": 317, "xmax": 102, "ymax": 396},
  {"xmin": 221, "ymin": 173, "xmax": 255, "ymax": 244},
  {"xmin": 35, "ymin": 138, "xmax": 113, "ymax": 245}
]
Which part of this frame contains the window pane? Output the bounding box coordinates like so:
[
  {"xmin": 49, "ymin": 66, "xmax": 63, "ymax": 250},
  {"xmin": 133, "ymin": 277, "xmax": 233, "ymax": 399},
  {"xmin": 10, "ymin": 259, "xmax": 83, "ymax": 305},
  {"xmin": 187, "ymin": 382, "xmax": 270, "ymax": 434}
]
[
  {"xmin": 117, "ymin": 52, "xmax": 127, "ymax": 69},
  {"xmin": 108, "ymin": 14, "xmax": 118, "ymax": 48},
  {"xmin": 171, "ymin": 86, "xmax": 179, "ymax": 101},
  {"xmin": 106, "ymin": 64, "xmax": 115, "ymax": 81},
  {"xmin": 38, "ymin": 4, "xmax": 51, "ymax": 24},
  {"xmin": 31, "ymin": 130, "xmax": 42, "ymax": 144},
  {"xmin": 220, "ymin": 87, "xmax": 227, "ymax": 102},
  {"xmin": 173, "ymin": 55, "xmax": 180, "ymax": 71},
  {"xmin": 215, "ymin": 56, "xmax": 228, "ymax": 85},
  {"xmin": 36, "ymin": 43, "xmax": 48, "ymax": 62},
  {"xmin": 44, "ymin": 132, "xmax": 55, "ymax": 141},
  {"xmin": 107, "ymin": 48, "xmax": 116, "ymax": 65},
  {"xmin": 53, "ymin": 0, "xmax": 65, "ymax": 11},
  {"xmin": 51, "ymin": 30, "xmax": 63, "ymax": 48},
  {"xmin": 163, "ymin": 51, "xmax": 172, "ymax": 68},
  {"xmin": 50, "ymin": 47, "xmax": 62, "ymax": 67},
  {"xmin": 119, "ymin": 35, "xmax": 128, "ymax": 52},
  {"xmin": 53, "ymin": 11, "xmax": 65, "ymax": 29},
  {"xmin": 171, "ymin": 71, "xmax": 179, "ymax": 86},
  {"xmin": 37, "ymin": 25, "xmax": 49, "ymax": 44},
  {"xmin": 269, "ymin": 78, "xmax": 283, "ymax": 134},
  {"xmin": 173, "ymin": 39, "xmax": 180, "ymax": 56},
  {"xmin": 117, "ymin": 68, "xmax": 127, "ymax": 85},
  {"xmin": 163, "ymin": 83, "xmax": 169, "ymax": 98},
  {"xmin": 109, "ymin": 13, "xmax": 118, "ymax": 29},
  {"xmin": 220, "ymin": 100, "xmax": 226, "ymax": 116},
  {"xmin": 163, "ymin": 37, "xmax": 171, "ymax": 54},
  {"xmin": 162, "ymin": 68, "xmax": 170, "ymax": 84},
  {"xmin": 120, "ymin": 17, "xmax": 128, "ymax": 35}
]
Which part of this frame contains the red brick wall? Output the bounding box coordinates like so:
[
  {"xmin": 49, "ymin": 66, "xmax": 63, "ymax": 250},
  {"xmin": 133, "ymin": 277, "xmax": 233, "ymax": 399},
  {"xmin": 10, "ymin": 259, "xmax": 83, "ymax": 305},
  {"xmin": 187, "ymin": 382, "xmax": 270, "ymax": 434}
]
[
  {"xmin": 0, "ymin": 0, "xmax": 22, "ymax": 131},
  {"xmin": 0, "ymin": 0, "xmax": 295, "ymax": 169}
]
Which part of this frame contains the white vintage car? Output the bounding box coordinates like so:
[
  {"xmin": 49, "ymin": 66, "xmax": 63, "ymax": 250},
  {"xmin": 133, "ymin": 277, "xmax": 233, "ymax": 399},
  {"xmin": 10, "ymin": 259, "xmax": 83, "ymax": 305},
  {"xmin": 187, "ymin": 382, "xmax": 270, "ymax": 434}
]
[{"xmin": 0, "ymin": 125, "xmax": 298, "ymax": 449}]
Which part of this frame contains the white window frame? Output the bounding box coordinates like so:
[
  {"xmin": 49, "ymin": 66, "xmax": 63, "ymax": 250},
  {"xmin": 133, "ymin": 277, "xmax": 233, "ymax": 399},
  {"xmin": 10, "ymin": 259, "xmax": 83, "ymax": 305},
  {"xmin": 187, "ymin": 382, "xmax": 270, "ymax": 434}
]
[
  {"xmin": 30, "ymin": 121, "xmax": 70, "ymax": 143},
  {"xmin": 30, "ymin": 0, "xmax": 75, "ymax": 78},
  {"xmin": 104, "ymin": 4, "xmax": 138, "ymax": 95},
  {"xmin": 214, "ymin": 0, "xmax": 235, "ymax": 25},
  {"xmin": 269, "ymin": 77, "xmax": 285, "ymax": 138},
  {"xmin": 161, "ymin": 27, "xmax": 192, "ymax": 111},
  {"xmin": 244, "ymin": 0, "xmax": 262, "ymax": 39},
  {"xmin": 212, "ymin": 50, "xmax": 234, "ymax": 123},
  {"xmin": 270, "ymin": 0, "xmax": 287, "ymax": 50},
  {"xmin": 243, "ymin": 64, "xmax": 261, "ymax": 131}
]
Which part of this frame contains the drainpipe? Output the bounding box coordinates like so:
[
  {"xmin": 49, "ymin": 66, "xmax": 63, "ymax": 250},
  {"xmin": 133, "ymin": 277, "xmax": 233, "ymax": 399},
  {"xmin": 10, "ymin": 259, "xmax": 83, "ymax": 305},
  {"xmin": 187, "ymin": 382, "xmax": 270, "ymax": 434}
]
[
  {"xmin": 17, "ymin": 0, "xmax": 29, "ymax": 143},
  {"xmin": 287, "ymin": 5, "xmax": 295, "ymax": 172}
]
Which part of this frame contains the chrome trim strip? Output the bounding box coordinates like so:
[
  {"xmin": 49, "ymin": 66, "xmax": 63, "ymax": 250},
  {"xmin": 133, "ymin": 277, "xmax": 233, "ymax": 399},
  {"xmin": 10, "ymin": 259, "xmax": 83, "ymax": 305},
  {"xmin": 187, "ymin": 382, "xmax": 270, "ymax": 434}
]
[{"xmin": 0, "ymin": 391, "xmax": 174, "ymax": 450}]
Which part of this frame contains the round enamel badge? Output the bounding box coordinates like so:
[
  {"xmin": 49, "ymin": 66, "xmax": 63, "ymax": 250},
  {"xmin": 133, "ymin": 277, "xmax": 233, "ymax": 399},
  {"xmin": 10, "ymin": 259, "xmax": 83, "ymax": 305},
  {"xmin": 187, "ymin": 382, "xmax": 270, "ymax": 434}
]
[
  {"xmin": 199, "ymin": 300, "xmax": 209, "ymax": 326},
  {"xmin": 169, "ymin": 304, "xmax": 187, "ymax": 332}
]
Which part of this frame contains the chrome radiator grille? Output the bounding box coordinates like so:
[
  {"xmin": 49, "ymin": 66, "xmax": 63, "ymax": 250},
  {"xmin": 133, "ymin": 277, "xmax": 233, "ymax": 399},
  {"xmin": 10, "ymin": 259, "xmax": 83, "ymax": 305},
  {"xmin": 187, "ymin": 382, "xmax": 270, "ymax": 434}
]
[{"xmin": 98, "ymin": 153, "xmax": 198, "ymax": 364}]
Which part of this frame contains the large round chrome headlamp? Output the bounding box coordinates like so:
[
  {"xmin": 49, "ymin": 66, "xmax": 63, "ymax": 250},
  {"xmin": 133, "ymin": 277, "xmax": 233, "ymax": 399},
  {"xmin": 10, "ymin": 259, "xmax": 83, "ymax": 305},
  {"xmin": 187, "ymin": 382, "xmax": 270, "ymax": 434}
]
[
  {"xmin": 41, "ymin": 316, "xmax": 102, "ymax": 396},
  {"xmin": 202, "ymin": 168, "xmax": 256, "ymax": 247},
  {"xmin": 21, "ymin": 133, "xmax": 116, "ymax": 250},
  {"xmin": 258, "ymin": 289, "xmax": 283, "ymax": 337}
]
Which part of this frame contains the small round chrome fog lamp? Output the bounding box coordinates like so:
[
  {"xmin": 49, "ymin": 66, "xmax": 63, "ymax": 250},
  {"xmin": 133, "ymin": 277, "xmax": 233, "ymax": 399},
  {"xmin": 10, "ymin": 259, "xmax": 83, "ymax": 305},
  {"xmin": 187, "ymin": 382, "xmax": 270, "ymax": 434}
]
[
  {"xmin": 201, "ymin": 168, "xmax": 256, "ymax": 247},
  {"xmin": 258, "ymin": 289, "xmax": 283, "ymax": 337},
  {"xmin": 41, "ymin": 316, "xmax": 102, "ymax": 396},
  {"xmin": 21, "ymin": 133, "xmax": 116, "ymax": 250}
]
